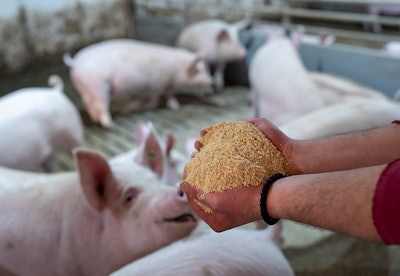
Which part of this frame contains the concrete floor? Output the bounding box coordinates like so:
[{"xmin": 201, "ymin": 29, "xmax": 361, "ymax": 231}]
[{"xmin": 1, "ymin": 63, "xmax": 400, "ymax": 275}]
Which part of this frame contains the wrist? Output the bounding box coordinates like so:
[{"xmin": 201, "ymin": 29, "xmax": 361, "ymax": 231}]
[
  {"xmin": 283, "ymin": 138, "xmax": 304, "ymax": 175},
  {"xmin": 265, "ymin": 176, "xmax": 288, "ymax": 220},
  {"xmin": 260, "ymin": 173, "xmax": 286, "ymax": 225}
]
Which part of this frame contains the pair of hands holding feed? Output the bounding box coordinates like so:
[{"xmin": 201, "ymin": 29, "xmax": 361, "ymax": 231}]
[{"xmin": 180, "ymin": 118, "xmax": 300, "ymax": 232}]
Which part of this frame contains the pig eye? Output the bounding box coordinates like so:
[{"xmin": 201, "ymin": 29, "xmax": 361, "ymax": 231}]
[
  {"xmin": 125, "ymin": 195, "xmax": 133, "ymax": 203},
  {"xmin": 123, "ymin": 187, "xmax": 139, "ymax": 206}
]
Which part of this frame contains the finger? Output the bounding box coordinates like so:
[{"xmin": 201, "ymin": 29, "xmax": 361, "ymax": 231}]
[{"xmin": 194, "ymin": 140, "xmax": 202, "ymax": 151}]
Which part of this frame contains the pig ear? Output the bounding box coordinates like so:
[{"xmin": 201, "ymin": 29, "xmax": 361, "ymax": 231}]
[
  {"xmin": 216, "ymin": 29, "xmax": 230, "ymax": 43},
  {"xmin": 74, "ymin": 149, "xmax": 115, "ymax": 212},
  {"xmin": 135, "ymin": 121, "xmax": 151, "ymax": 144},
  {"xmin": 186, "ymin": 56, "xmax": 201, "ymax": 77},
  {"xmin": 134, "ymin": 127, "xmax": 164, "ymax": 179}
]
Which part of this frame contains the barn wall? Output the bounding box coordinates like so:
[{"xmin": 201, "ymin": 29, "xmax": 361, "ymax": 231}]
[
  {"xmin": 0, "ymin": 0, "xmax": 265, "ymax": 74},
  {"xmin": 0, "ymin": 0, "xmax": 131, "ymax": 73}
]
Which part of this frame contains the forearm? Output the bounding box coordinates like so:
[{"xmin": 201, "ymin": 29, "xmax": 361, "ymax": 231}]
[
  {"xmin": 267, "ymin": 165, "xmax": 385, "ymax": 242},
  {"xmin": 292, "ymin": 122, "xmax": 400, "ymax": 173}
]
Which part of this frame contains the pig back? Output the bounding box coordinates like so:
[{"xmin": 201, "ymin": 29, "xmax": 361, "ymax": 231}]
[
  {"xmin": 111, "ymin": 227, "xmax": 294, "ymax": 276},
  {"xmin": 249, "ymin": 37, "xmax": 324, "ymax": 126},
  {"xmin": 70, "ymin": 39, "xmax": 202, "ymax": 94},
  {"xmin": 176, "ymin": 19, "xmax": 245, "ymax": 63}
]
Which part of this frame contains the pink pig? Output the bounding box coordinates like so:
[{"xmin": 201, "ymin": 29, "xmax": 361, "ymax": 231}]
[
  {"xmin": 249, "ymin": 35, "xmax": 324, "ymax": 126},
  {"xmin": 64, "ymin": 39, "xmax": 212, "ymax": 128},
  {"xmin": 0, "ymin": 148, "xmax": 198, "ymax": 276},
  {"xmin": 111, "ymin": 222, "xmax": 294, "ymax": 275},
  {"xmin": 0, "ymin": 75, "xmax": 84, "ymax": 172},
  {"xmin": 176, "ymin": 19, "xmax": 248, "ymax": 91}
]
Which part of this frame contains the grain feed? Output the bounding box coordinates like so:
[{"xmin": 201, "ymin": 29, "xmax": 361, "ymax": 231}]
[{"xmin": 183, "ymin": 120, "xmax": 291, "ymax": 196}]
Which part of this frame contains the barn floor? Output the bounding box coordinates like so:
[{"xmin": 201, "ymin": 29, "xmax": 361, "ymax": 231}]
[{"xmin": 1, "ymin": 62, "xmax": 400, "ymax": 275}]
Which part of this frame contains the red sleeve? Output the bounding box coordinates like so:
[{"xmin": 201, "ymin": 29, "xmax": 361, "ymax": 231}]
[{"xmin": 373, "ymin": 158, "xmax": 400, "ymax": 245}]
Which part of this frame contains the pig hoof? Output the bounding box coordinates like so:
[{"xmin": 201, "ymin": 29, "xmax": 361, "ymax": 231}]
[
  {"xmin": 167, "ymin": 98, "xmax": 180, "ymax": 110},
  {"xmin": 99, "ymin": 115, "xmax": 113, "ymax": 129}
]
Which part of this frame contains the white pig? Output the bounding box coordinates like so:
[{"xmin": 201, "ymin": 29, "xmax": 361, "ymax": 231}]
[
  {"xmin": 176, "ymin": 19, "xmax": 248, "ymax": 91},
  {"xmin": 111, "ymin": 223, "xmax": 294, "ymax": 276},
  {"xmin": 64, "ymin": 39, "xmax": 213, "ymax": 128},
  {"xmin": 281, "ymin": 97, "xmax": 400, "ymax": 139},
  {"xmin": 111, "ymin": 121, "xmax": 187, "ymax": 186},
  {"xmin": 0, "ymin": 75, "xmax": 84, "ymax": 172},
  {"xmin": 0, "ymin": 148, "xmax": 198, "ymax": 276},
  {"xmin": 249, "ymin": 35, "xmax": 324, "ymax": 126}
]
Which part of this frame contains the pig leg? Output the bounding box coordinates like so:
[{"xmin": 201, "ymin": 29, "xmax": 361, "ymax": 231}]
[
  {"xmin": 213, "ymin": 62, "xmax": 226, "ymax": 93},
  {"xmin": 72, "ymin": 75, "xmax": 112, "ymax": 128},
  {"xmin": 164, "ymin": 86, "xmax": 180, "ymax": 111}
]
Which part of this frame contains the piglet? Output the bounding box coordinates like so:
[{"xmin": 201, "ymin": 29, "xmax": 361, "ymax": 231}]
[
  {"xmin": 111, "ymin": 121, "xmax": 187, "ymax": 187},
  {"xmin": 64, "ymin": 39, "xmax": 212, "ymax": 128},
  {"xmin": 110, "ymin": 223, "xmax": 294, "ymax": 276},
  {"xmin": 249, "ymin": 35, "xmax": 324, "ymax": 126},
  {"xmin": 176, "ymin": 19, "xmax": 249, "ymax": 91},
  {"xmin": 0, "ymin": 75, "xmax": 84, "ymax": 172},
  {"xmin": 0, "ymin": 148, "xmax": 198, "ymax": 276}
]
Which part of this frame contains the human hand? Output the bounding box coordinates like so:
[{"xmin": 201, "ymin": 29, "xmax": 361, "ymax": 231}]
[
  {"xmin": 182, "ymin": 118, "xmax": 300, "ymax": 232},
  {"xmin": 247, "ymin": 118, "xmax": 302, "ymax": 175},
  {"xmin": 180, "ymin": 181, "xmax": 262, "ymax": 232}
]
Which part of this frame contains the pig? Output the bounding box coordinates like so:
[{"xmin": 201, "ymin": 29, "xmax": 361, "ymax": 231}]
[
  {"xmin": 0, "ymin": 74, "xmax": 84, "ymax": 172},
  {"xmin": 248, "ymin": 35, "xmax": 325, "ymax": 126},
  {"xmin": 64, "ymin": 39, "xmax": 213, "ymax": 128},
  {"xmin": 110, "ymin": 222, "xmax": 294, "ymax": 276},
  {"xmin": 111, "ymin": 121, "xmax": 187, "ymax": 186},
  {"xmin": 176, "ymin": 19, "xmax": 249, "ymax": 92},
  {"xmin": 280, "ymin": 96, "xmax": 400, "ymax": 139},
  {"xmin": 0, "ymin": 148, "xmax": 198, "ymax": 276}
]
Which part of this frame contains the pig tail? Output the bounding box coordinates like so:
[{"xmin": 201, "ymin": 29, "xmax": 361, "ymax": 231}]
[{"xmin": 260, "ymin": 173, "xmax": 286, "ymax": 225}]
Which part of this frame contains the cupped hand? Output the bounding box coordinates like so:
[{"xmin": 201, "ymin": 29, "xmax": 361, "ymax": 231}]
[
  {"xmin": 180, "ymin": 181, "xmax": 262, "ymax": 232},
  {"xmin": 248, "ymin": 118, "xmax": 302, "ymax": 175}
]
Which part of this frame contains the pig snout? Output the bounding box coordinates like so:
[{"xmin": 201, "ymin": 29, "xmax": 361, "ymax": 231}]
[
  {"xmin": 161, "ymin": 186, "xmax": 198, "ymax": 227},
  {"xmin": 176, "ymin": 185, "xmax": 187, "ymax": 202}
]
